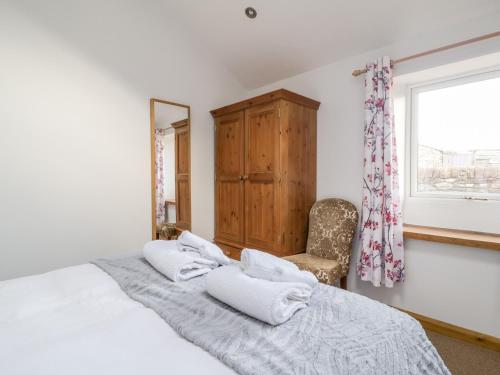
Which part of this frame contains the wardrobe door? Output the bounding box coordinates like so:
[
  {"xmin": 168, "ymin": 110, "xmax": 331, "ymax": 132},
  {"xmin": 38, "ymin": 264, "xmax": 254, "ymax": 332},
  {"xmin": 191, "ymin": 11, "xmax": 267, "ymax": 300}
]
[
  {"xmin": 215, "ymin": 111, "xmax": 245, "ymax": 244},
  {"xmin": 173, "ymin": 121, "xmax": 191, "ymax": 230},
  {"xmin": 244, "ymin": 102, "xmax": 280, "ymax": 252}
]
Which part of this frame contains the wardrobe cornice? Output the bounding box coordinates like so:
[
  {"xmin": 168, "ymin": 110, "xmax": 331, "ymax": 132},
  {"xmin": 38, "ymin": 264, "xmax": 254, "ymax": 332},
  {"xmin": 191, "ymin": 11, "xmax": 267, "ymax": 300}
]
[{"xmin": 210, "ymin": 89, "xmax": 321, "ymax": 118}]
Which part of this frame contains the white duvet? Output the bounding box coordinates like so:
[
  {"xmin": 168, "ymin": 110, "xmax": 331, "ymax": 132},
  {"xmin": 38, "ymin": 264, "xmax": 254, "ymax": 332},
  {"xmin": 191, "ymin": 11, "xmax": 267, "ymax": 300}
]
[{"xmin": 0, "ymin": 264, "xmax": 235, "ymax": 375}]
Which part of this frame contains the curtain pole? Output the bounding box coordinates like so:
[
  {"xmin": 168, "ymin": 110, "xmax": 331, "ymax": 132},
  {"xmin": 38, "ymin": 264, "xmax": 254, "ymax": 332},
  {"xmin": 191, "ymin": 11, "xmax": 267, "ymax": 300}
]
[{"xmin": 352, "ymin": 30, "xmax": 500, "ymax": 77}]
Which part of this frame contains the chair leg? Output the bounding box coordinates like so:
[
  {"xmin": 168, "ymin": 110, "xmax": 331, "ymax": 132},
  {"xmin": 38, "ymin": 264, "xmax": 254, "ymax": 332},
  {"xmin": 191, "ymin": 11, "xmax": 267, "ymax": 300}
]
[{"xmin": 340, "ymin": 276, "xmax": 347, "ymax": 290}]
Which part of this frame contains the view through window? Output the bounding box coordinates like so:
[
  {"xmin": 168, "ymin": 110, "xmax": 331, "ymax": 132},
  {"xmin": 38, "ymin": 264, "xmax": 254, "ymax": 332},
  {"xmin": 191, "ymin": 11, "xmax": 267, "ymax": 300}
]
[{"xmin": 411, "ymin": 70, "xmax": 500, "ymax": 199}]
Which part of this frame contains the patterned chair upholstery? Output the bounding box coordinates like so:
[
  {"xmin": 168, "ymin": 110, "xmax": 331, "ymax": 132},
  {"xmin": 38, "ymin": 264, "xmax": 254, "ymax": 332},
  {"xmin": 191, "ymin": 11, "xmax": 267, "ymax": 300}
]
[
  {"xmin": 158, "ymin": 223, "xmax": 178, "ymax": 240},
  {"xmin": 284, "ymin": 198, "xmax": 358, "ymax": 288}
]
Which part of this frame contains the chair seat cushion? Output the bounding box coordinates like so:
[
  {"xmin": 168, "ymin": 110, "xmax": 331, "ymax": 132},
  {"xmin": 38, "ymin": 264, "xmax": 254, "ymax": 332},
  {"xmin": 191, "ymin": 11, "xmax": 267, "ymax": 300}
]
[{"xmin": 283, "ymin": 253, "xmax": 342, "ymax": 285}]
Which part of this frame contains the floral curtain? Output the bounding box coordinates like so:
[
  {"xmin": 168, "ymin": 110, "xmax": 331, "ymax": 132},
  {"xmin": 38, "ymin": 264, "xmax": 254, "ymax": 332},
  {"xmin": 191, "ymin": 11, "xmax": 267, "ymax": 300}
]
[
  {"xmin": 357, "ymin": 56, "xmax": 405, "ymax": 287},
  {"xmin": 155, "ymin": 129, "xmax": 168, "ymax": 224}
]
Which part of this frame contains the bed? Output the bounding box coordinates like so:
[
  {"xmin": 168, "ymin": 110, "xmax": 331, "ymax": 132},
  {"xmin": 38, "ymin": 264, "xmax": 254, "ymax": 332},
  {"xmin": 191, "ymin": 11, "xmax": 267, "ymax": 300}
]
[{"xmin": 0, "ymin": 256, "xmax": 450, "ymax": 375}]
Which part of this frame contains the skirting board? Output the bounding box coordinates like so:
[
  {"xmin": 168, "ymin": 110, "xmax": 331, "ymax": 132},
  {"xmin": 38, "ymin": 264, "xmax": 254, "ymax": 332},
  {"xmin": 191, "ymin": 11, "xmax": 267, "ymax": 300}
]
[{"xmin": 396, "ymin": 307, "xmax": 500, "ymax": 352}]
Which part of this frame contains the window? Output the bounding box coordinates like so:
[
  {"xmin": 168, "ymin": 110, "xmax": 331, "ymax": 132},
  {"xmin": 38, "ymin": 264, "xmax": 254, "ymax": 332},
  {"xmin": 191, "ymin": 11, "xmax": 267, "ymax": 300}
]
[{"xmin": 409, "ymin": 69, "xmax": 500, "ymax": 200}]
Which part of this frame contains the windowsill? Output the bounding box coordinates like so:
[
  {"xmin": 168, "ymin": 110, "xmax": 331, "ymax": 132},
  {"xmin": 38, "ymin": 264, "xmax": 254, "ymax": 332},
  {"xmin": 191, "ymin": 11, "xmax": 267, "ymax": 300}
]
[{"xmin": 403, "ymin": 224, "xmax": 500, "ymax": 251}]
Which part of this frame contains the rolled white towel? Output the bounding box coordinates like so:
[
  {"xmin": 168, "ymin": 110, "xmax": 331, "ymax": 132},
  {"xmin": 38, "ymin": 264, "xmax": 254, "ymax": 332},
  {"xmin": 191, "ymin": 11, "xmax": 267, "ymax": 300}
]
[
  {"xmin": 241, "ymin": 248, "xmax": 318, "ymax": 288},
  {"xmin": 177, "ymin": 231, "xmax": 230, "ymax": 266},
  {"xmin": 143, "ymin": 240, "xmax": 217, "ymax": 281},
  {"xmin": 241, "ymin": 248, "xmax": 299, "ymax": 271},
  {"xmin": 206, "ymin": 265, "xmax": 312, "ymax": 326}
]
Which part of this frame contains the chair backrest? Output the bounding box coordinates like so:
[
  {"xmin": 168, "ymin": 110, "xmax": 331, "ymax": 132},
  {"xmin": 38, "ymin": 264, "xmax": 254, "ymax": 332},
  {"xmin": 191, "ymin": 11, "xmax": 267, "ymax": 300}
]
[{"xmin": 306, "ymin": 198, "xmax": 359, "ymax": 275}]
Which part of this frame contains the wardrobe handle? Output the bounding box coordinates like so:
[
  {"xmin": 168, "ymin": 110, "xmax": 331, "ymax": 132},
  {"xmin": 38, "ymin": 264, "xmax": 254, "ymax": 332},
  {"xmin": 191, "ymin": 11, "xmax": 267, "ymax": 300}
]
[{"xmin": 242, "ymin": 175, "xmax": 249, "ymax": 180}]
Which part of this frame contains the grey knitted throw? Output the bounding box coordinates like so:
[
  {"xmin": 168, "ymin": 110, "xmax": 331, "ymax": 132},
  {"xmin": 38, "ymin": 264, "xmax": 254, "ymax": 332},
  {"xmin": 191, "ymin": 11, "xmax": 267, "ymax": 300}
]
[{"xmin": 93, "ymin": 256, "xmax": 450, "ymax": 375}]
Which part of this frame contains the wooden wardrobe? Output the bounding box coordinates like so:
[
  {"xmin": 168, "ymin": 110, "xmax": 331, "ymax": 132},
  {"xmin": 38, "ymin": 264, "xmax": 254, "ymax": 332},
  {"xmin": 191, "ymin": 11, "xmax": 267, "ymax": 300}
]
[
  {"xmin": 171, "ymin": 118, "xmax": 191, "ymax": 231},
  {"xmin": 211, "ymin": 89, "xmax": 320, "ymax": 260}
]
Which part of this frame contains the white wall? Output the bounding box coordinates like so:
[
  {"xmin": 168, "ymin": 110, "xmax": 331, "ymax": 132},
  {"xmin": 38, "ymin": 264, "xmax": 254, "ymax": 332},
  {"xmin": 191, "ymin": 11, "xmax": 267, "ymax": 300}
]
[
  {"xmin": 246, "ymin": 14, "xmax": 500, "ymax": 336},
  {"xmin": 0, "ymin": 0, "xmax": 245, "ymax": 280}
]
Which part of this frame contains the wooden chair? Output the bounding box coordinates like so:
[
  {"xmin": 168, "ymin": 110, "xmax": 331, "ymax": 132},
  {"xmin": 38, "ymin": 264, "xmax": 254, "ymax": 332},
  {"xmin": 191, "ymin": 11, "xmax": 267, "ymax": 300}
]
[{"xmin": 284, "ymin": 198, "xmax": 358, "ymax": 289}]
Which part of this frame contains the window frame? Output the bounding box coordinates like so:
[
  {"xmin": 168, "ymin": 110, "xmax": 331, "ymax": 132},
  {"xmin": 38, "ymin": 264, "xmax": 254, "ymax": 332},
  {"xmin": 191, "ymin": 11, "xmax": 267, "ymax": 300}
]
[{"xmin": 406, "ymin": 67, "xmax": 500, "ymax": 202}]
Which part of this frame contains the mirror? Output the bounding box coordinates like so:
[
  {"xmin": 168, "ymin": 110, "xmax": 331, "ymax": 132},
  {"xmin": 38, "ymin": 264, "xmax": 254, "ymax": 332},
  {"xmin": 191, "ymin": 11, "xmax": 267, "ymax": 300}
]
[{"xmin": 150, "ymin": 98, "xmax": 191, "ymax": 240}]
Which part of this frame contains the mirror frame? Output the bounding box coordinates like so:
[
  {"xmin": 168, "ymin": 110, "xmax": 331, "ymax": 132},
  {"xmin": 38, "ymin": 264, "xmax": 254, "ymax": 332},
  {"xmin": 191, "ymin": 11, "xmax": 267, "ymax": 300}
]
[{"xmin": 149, "ymin": 98, "xmax": 191, "ymax": 240}]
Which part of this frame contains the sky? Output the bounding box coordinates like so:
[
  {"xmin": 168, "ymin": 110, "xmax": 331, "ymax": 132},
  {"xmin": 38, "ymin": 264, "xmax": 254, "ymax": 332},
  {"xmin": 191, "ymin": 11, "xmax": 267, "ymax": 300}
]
[{"xmin": 417, "ymin": 75, "xmax": 500, "ymax": 152}]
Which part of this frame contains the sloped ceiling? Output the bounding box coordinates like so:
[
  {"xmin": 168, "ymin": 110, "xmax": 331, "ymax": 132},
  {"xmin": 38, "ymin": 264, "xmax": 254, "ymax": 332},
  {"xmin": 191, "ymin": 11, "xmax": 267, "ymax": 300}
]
[
  {"xmin": 154, "ymin": 103, "xmax": 188, "ymax": 130},
  {"xmin": 163, "ymin": 0, "xmax": 500, "ymax": 89}
]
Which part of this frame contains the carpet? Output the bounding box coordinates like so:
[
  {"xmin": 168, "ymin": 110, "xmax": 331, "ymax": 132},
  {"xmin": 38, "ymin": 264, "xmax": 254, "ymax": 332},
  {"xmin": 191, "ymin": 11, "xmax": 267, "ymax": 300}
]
[{"xmin": 426, "ymin": 330, "xmax": 500, "ymax": 375}]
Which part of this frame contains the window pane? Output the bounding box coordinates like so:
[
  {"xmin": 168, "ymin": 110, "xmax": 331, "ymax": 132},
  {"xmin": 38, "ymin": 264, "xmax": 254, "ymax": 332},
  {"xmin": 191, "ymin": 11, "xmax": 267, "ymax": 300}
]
[{"xmin": 416, "ymin": 74, "xmax": 500, "ymax": 197}]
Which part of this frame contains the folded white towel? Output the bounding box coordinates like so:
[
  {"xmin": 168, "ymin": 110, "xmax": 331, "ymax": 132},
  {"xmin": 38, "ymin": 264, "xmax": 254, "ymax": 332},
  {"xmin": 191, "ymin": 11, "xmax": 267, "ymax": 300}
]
[
  {"xmin": 206, "ymin": 265, "xmax": 312, "ymax": 326},
  {"xmin": 241, "ymin": 248, "xmax": 318, "ymax": 288},
  {"xmin": 177, "ymin": 231, "xmax": 230, "ymax": 266},
  {"xmin": 143, "ymin": 240, "xmax": 217, "ymax": 282},
  {"xmin": 241, "ymin": 248, "xmax": 299, "ymax": 271}
]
